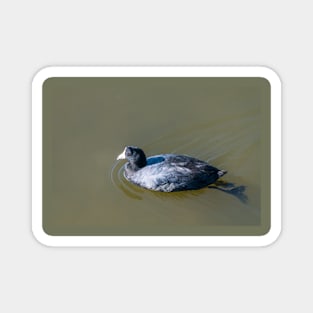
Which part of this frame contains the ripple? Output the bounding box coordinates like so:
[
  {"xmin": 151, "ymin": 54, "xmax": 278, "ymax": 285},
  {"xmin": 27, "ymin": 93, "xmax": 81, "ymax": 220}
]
[
  {"xmin": 111, "ymin": 115, "xmax": 254, "ymax": 206},
  {"xmin": 110, "ymin": 160, "xmax": 143, "ymax": 200}
]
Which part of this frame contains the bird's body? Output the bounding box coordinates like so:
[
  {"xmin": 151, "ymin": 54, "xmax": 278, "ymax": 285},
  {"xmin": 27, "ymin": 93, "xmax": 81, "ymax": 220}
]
[{"xmin": 117, "ymin": 146, "xmax": 226, "ymax": 192}]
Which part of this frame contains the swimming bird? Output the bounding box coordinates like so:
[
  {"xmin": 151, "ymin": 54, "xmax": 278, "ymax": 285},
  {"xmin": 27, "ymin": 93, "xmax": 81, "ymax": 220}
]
[{"xmin": 117, "ymin": 146, "xmax": 227, "ymax": 192}]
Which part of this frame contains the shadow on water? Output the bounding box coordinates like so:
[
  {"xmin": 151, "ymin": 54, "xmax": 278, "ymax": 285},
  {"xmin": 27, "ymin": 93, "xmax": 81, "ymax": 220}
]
[{"xmin": 208, "ymin": 180, "xmax": 248, "ymax": 204}]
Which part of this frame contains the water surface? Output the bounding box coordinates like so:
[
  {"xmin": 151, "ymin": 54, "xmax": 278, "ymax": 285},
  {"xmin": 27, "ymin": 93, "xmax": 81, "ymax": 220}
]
[{"xmin": 42, "ymin": 77, "xmax": 270, "ymax": 236}]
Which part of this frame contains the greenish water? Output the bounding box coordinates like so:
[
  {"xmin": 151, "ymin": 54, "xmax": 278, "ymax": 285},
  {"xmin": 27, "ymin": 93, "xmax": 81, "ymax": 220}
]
[{"xmin": 42, "ymin": 77, "xmax": 270, "ymax": 236}]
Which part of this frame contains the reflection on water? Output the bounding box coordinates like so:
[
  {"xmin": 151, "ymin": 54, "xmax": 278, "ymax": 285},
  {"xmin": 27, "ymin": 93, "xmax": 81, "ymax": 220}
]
[{"xmin": 43, "ymin": 77, "xmax": 270, "ymax": 236}]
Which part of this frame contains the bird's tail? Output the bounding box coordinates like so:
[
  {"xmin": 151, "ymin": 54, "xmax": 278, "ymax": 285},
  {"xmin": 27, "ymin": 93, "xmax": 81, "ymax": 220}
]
[{"xmin": 217, "ymin": 170, "xmax": 227, "ymax": 178}]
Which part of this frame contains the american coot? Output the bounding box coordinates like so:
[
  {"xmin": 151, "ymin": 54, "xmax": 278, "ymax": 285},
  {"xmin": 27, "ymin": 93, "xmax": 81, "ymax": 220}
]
[{"xmin": 117, "ymin": 146, "xmax": 227, "ymax": 192}]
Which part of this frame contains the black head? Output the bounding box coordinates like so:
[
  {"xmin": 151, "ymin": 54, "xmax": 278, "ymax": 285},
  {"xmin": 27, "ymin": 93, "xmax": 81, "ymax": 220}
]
[{"xmin": 117, "ymin": 146, "xmax": 147, "ymax": 170}]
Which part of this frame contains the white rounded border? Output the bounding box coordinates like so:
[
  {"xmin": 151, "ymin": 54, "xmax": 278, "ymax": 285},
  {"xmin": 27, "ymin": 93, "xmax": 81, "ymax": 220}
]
[{"xmin": 32, "ymin": 66, "xmax": 281, "ymax": 247}]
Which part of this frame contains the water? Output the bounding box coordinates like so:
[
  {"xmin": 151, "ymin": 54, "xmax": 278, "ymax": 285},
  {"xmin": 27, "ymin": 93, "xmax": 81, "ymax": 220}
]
[{"xmin": 42, "ymin": 77, "xmax": 270, "ymax": 236}]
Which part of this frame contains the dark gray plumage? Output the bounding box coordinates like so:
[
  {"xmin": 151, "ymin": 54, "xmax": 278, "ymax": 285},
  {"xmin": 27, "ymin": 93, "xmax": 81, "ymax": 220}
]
[{"xmin": 117, "ymin": 146, "xmax": 227, "ymax": 192}]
